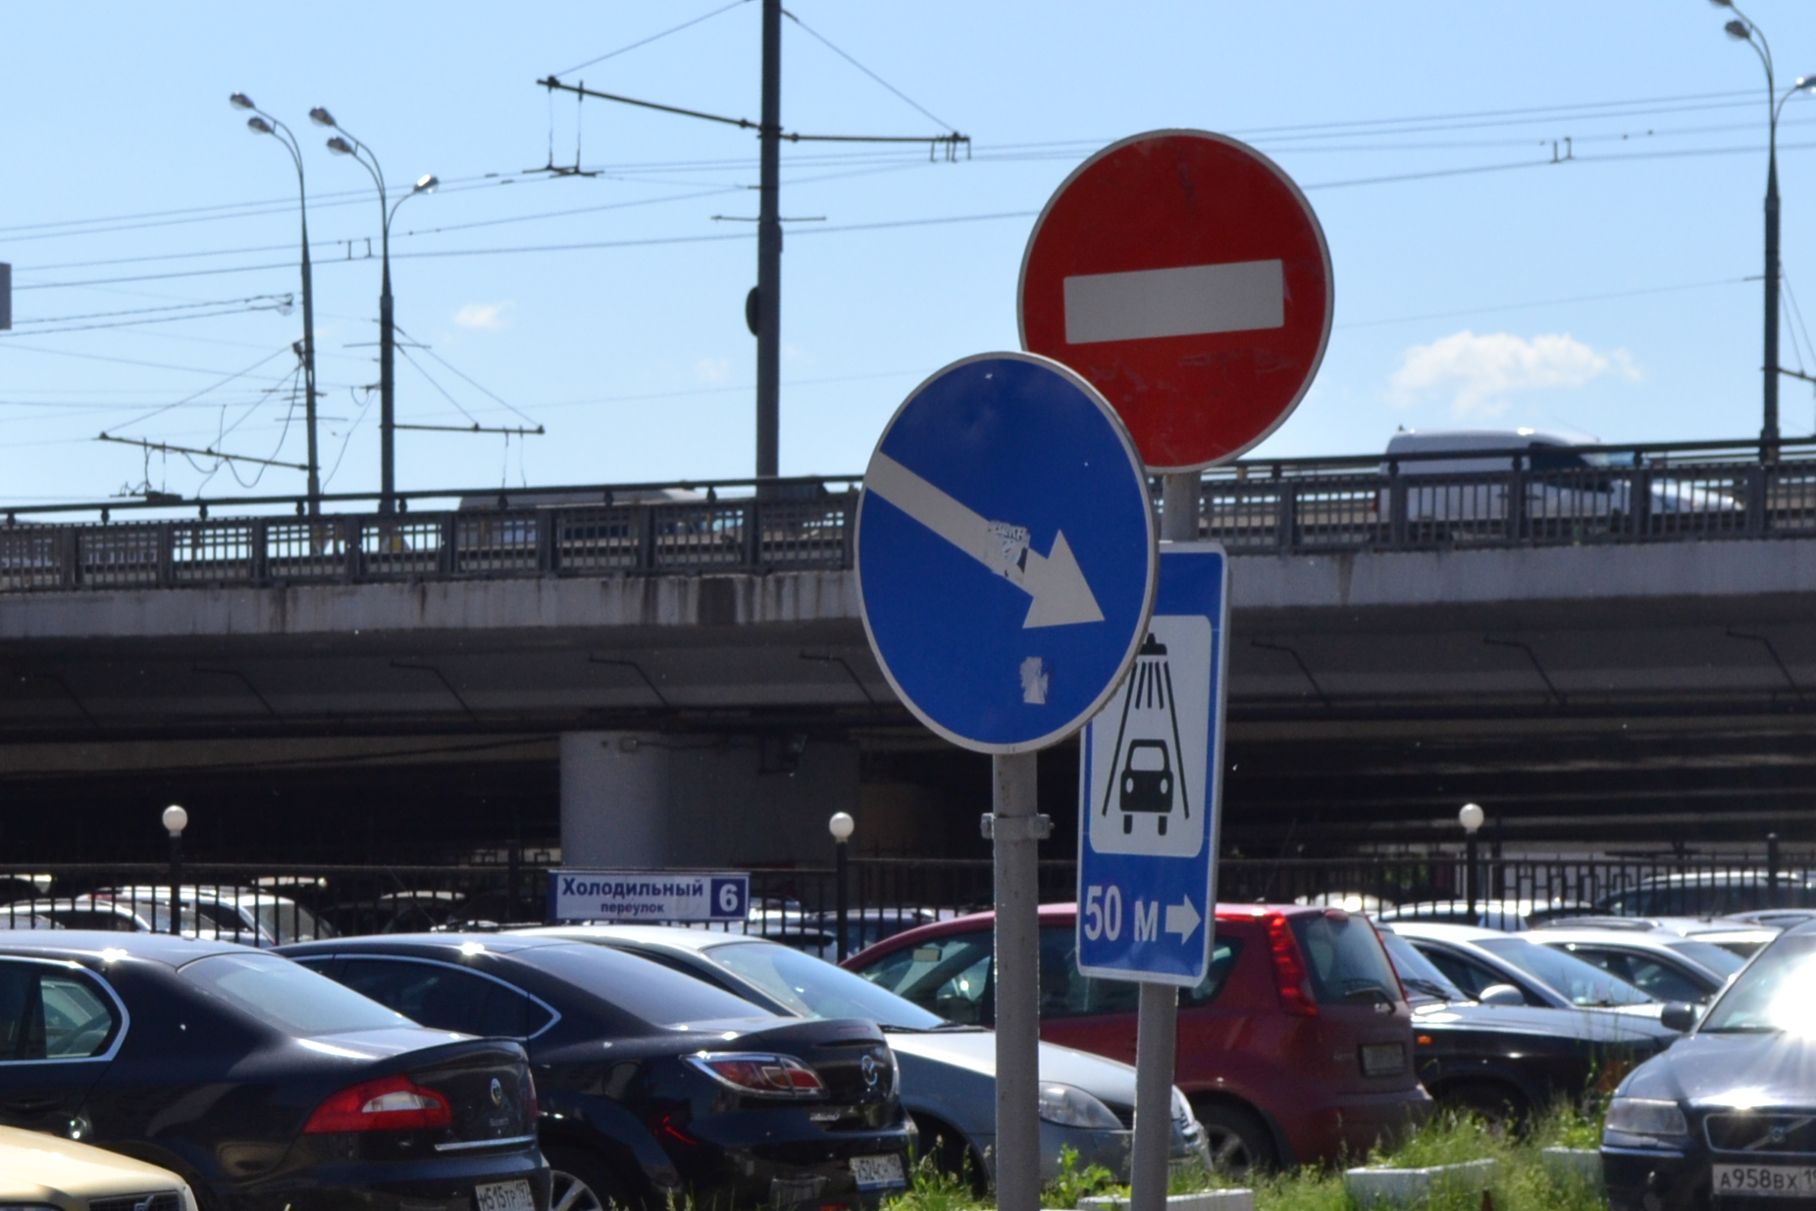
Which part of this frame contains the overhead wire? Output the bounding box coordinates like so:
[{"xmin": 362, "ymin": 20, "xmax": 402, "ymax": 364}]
[
  {"xmin": 781, "ymin": 9, "xmax": 958, "ymax": 132},
  {"xmin": 553, "ymin": 0, "xmax": 752, "ymax": 78}
]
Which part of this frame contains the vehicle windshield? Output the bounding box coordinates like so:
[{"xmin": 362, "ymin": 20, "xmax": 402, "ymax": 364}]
[
  {"xmin": 181, "ymin": 951, "xmax": 413, "ymax": 1035},
  {"xmin": 1663, "ymin": 939, "xmax": 1746, "ymax": 977},
  {"xmin": 705, "ymin": 940, "xmax": 947, "ymax": 1030},
  {"xmin": 520, "ymin": 942, "xmax": 779, "ymax": 1028},
  {"xmin": 1379, "ymin": 930, "xmax": 1466, "ymax": 1002},
  {"xmin": 1701, "ymin": 935, "xmax": 1816, "ymax": 1033},
  {"xmin": 1476, "ymin": 937, "xmax": 1654, "ymax": 1006}
]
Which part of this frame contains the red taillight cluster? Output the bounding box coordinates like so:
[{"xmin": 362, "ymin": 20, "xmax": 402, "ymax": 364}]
[
  {"xmin": 686, "ymin": 1052, "xmax": 827, "ymax": 1099},
  {"xmin": 1263, "ymin": 912, "xmax": 1319, "ymax": 1017},
  {"xmin": 302, "ymin": 1073, "xmax": 454, "ymax": 1134}
]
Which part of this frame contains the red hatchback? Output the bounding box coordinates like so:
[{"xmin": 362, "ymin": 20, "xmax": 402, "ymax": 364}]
[{"xmin": 845, "ymin": 902, "xmax": 1430, "ymax": 1173}]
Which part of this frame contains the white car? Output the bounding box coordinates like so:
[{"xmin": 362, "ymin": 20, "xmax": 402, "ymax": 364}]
[
  {"xmin": 1522, "ymin": 926, "xmax": 1746, "ymax": 1004},
  {"xmin": 0, "ymin": 1124, "xmax": 199, "ymax": 1211},
  {"xmin": 1387, "ymin": 922, "xmax": 1677, "ymax": 1023}
]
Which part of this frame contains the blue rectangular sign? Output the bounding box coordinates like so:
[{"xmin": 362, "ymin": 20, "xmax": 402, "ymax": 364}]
[{"xmin": 1076, "ymin": 542, "xmax": 1228, "ymax": 985}]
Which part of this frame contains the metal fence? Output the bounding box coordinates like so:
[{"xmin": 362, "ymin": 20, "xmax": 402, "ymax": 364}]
[
  {"xmin": 1, "ymin": 853, "xmax": 1810, "ymax": 949},
  {"xmin": 9, "ymin": 440, "xmax": 1816, "ymax": 594}
]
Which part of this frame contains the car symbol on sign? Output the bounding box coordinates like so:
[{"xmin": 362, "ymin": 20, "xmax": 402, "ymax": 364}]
[{"xmin": 1119, "ymin": 740, "xmax": 1174, "ymax": 834}]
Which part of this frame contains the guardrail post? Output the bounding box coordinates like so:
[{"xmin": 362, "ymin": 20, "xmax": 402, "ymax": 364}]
[
  {"xmin": 157, "ymin": 523, "xmax": 174, "ymax": 586},
  {"xmin": 438, "ymin": 515, "xmax": 458, "ymax": 576},
  {"xmin": 1630, "ymin": 466, "xmax": 1652, "ymax": 539},
  {"xmin": 841, "ymin": 493, "xmax": 857, "ymax": 569},
  {"xmin": 743, "ymin": 500, "xmax": 762, "ymax": 571},
  {"xmin": 1277, "ymin": 482, "xmax": 1298, "ymax": 550},
  {"xmin": 1506, "ymin": 455, "xmax": 1526, "ymax": 542},
  {"xmin": 344, "ymin": 518, "xmax": 362, "ymax": 582},
  {"xmin": 1388, "ymin": 460, "xmax": 1407, "ymax": 547},
  {"xmin": 537, "ymin": 510, "xmax": 558, "ymax": 575},
  {"xmin": 637, "ymin": 504, "xmax": 657, "ymax": 573},
  {"xmin": 60, "ymin": 528, "xmax": 79, "ymax": 590},
  {"xmin": 1746, "ymin": 466, "xmax": 1768, "ymax": 536},
  {"xmin": 249, "ymin": 519, "xmax": 268, "ymax": 585}
]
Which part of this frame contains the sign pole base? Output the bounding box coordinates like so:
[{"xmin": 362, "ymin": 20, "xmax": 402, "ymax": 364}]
[{"xmin": 992, "ymin": 751, "xmax": 1042, "ymax": 1211}]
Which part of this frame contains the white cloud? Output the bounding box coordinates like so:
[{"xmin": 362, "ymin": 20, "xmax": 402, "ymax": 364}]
[
  {"xmin": 1388, "ymin": 330, "xmax": 1639, "ymax": 419},
  {"xmin": 453, "ymin": 301, "xmax": 513, "ymax": 330},
  {"xmin": 696, "ymin": 357, "xmax": 732, "ymax": 384}
]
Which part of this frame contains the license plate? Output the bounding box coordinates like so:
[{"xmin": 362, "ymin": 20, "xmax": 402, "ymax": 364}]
[
  {"xmin": 1360, "ymin": 1042, "xmax": 1406, "ymax": 1077},
  {"xmin": 1714, "ymin": 1165, "xmax": 1816, "ymax": 1198},
  {"xmin": 475, "ymin": 1179, "xmax": 536, "ymax": 1211},
  {"xmin": 851, "ymin": 1154, "xmax": 906, "ymax": 1191}
]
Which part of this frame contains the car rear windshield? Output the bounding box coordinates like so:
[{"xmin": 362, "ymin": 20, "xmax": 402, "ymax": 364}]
[
  {"xmin": 1290, "ymin": 912, "xmax": 1399, "ymax": 1005},
  {"xmin": 1475, "ymin": 937, "xmax": 1653, "ymax": 1006},
  {"xmin": 518, "ymin": 942, "xmax": 779, "ymax": 1028},
  {"xmin": 705, "ymin": 940, "xmax": 946, "ymax": 1030},
  {"xmin": 1701, "ymin": 934, "xmax": 1816, "ymax": 1033},
  {"xmin": 180, "ymin": 952, "xmax": 413, "ymax": 1035}
]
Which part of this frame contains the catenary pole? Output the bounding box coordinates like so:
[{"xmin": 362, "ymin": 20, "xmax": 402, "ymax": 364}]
[{"xmin": 755, "ymin": 0, "xmax": 782, "ymax": 479}]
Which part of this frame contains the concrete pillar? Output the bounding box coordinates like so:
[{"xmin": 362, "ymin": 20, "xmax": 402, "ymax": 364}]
[{"xmin": 559, "ymin": 731, "xmax": 669, "ymax": 867}]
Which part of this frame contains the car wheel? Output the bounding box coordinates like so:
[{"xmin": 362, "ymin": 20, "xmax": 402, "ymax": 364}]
[
  {"xmin": 545, "ymin": 1146, "xmax": 636, "ymax": 1211},
  {"xmin": 1191, "ymin": 1100, "xmax": 1275, "ymax": 1178},
  {"xmin": 910, "ymin": 1113, "xmax": 987, "ymax": 1192},
  {"xmin": 1437, "ymin": 1080, "xmax": 1528, "ymax": 1131}
]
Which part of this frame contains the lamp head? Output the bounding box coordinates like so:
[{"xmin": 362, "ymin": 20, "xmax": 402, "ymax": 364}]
[
  {"xmin": 1708, "ymin": 0, "xmax": 1734, "ymax": 6},
  {"xmin": 1726, "ymin": 19, "xmax": 1753, "ymax": 40},
  {"xmin": 326, "ymin": 136, "xmax": 355, "ymax": 156},
  {"xmin": 246, "ymin": 117, "xmax": 274, "ymax": 135},
  {"xmin": 1798, "ymin": 76, "xmax": 1816, "ymax": 92},
  {"xmin": 162, "ymin": 804, "xmax": 189, "ymax": 836},
  {"xmin": 828, "ymin": 811, "xmax": 855, "ymax": 843},
  {"xmin": 308, "ymin": 106, "xmax": 336, "ymax": 128},
  {"xmin": 229, "ymin": 92, "xmax": 256, "ymax": 111},
  {"xmin": 1458, "ymin": 803, "xmax": 1485, "ymax": 835},
  {"xmin": 413, "ymin": 174, "xmax": 440, "ymax": 194}
]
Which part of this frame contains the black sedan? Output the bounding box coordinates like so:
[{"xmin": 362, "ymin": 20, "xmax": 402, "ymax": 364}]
[
  {"xmin": 1603, "ymin": 919, "xmax": 1816, "ymax": 1211},
  {"xmin": 0, "ymin": 931, "xmax": 547, "ymax": 1211},
  {"xmin": 1378, "ymin": 927, "xmax": 1678, "ymax": 1122},
  {"xmin": 279, "ymin": 932, "xmax": 914, "ymax": 1211}
]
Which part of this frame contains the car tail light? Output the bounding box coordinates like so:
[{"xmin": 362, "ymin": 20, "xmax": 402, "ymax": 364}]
[
  {"xmin": 686, "ymin": 1052, "xmax": 827, "ymax": 1099},
  {"xmin": 1264, "ymin": 912, "xmax": 1318, "ymax": 1017},
  {"xmin": 301, "ymin": 1073, "xmax": 454, "ymax": 1134}
]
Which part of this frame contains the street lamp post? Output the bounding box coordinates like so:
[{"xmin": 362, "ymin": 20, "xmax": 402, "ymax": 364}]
[
  {"xmin": 1711, "ymin": 2, "xmax": 1816, "ymax": 459},
  {"xmin": 828, "ymin": 811, "xmax": 854, "ymax": 962},
  {"xmin": 1458, "ymin": 802, "xmax": 1485, "ymax": 924},
  {"xmin": 313, "ymin": 107, "xmax": 436, "ymax": 514},
  {"xmin": 229, "ymin": 94, "xmax": 321, "ymax": 512},
  {"xmin": 162, "ymin": 805, "xmax": 189, "ymax": 937}
]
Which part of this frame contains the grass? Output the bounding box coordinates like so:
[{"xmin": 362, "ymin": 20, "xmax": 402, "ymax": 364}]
[{"xmin": 881, "ymin": 1101, "xmax": 1611, "ymax": 1211}]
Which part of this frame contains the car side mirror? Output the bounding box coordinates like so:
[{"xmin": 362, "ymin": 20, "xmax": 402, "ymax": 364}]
[
  {"xmin": 1660, "ymin": 1002, "xmax": 1697, "ymax": 1032},
  {"xmin": 1478, "ymin": 983, "xmax": 1525, "ymax": 1007}
]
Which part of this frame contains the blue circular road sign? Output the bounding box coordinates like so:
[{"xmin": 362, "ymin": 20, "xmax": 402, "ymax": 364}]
[{"xmin": 856, "ymin": 352, "xmax": 1157, "ymax": 753}]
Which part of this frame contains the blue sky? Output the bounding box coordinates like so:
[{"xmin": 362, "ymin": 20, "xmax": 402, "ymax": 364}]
[{"xmin": 3, "ymin": 1, "xmax": 1815, "ymax": 509}]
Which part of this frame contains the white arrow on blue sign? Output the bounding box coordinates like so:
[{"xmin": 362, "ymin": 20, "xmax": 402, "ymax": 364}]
[
  {"xmin": 1076, "ymin": 542, "xmax": 1229, "ymax": 984},
  {"xmin": 856, "ymin": 352, "xmax": 1157, "ymax": 753}
]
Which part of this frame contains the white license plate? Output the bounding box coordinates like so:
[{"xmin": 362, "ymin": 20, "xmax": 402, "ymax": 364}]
[
  {"xmin": 851, "ymin": 1154, "xmax": 906, "ymax": 1191},
  {"xmin": 475, "ymin": 1179, "xmax": 536, "ymax": 1211},
  {"xmin": 1714, "ymin": 1165, "xmax": 1816, "ymax": 1198}
]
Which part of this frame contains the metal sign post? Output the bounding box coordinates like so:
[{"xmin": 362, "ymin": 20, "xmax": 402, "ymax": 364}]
[{"xmin": 856, "ymin": 352, "xmax": 1156, "ymax": 1211}]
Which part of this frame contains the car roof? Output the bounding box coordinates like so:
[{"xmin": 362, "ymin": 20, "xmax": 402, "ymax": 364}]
[
  {"xmin": 1382, "ymin": 921, "xmax": 1510, "ymax": 943},
  {"xmin": 281, "ymin": 931, "xmax": 570, "ymax": 957},
  {"xmin": 1530, "ymin": 928, "xmax": 1708, "ymax": 950},
  {"xmin": 0, "ymin": 929, "xmax": 253, "ymax": 966},
  {"xmin": 520, "ymin": 924, "xmax": 760, "ymax": 953}
]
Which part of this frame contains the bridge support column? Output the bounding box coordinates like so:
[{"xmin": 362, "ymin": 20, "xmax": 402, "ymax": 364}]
[{"xmin": 560, "ymin": 731, "xmax": 671, "ymax": 868}]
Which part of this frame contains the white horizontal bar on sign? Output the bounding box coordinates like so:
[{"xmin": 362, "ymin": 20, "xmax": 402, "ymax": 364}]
[{"xmin": 1062, "ymin": 259, "xmax": 1285, "ymax": 345}]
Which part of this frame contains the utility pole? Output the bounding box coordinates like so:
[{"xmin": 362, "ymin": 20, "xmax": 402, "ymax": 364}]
[{"xmin": 756, "ymin": 0, "xmax": 782, "ymax": 480}]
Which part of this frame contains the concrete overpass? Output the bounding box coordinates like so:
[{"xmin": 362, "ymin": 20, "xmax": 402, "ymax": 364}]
[{"xmin": 5, "ymin": 445, "xmax": 1816, "ymax": 863}]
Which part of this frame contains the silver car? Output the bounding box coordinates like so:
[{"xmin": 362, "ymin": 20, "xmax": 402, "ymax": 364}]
[{"xmin": 522, "ymin": 924, "xmax": 1211, "ymax": 1185}]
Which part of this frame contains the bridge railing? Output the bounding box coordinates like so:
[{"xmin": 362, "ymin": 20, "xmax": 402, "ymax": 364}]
[{"xmin": 7, "ymin": 439, "xmax": 1816, "ymax": 592}]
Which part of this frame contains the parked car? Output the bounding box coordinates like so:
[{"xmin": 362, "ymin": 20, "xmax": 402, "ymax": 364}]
[
  {"xmin": 1595, "ymin": 870, "xmax": 1816, "ymax": 917},
  {"xmin": 795, "ymin": 908, "xmax": 947, "ymax": 958},
  {"xmin": 280, "ymin": 931, "xmax": 914, "ymax": 1211},
  {"xmin": 0, "ymin": 931, "xmax": 547, "ymax": 1211},
  {"xmin": 1390, "ymin": 922, "xmax": 1679, "ymax": 1023},
  {"xmin": 1602, "ymin": 919, "xmax": 1816, "ymax": 1211},
  {"xmin": 95, "ymin": 885, "xmax": 337, "ymax": 945},
  {"xmin": 1377, "ymin": 926, "xmax": 1677, "ymax": 1123},
  {"xmin": 1542, "ymin": 915, "xmax": 1783, "ymax": 959},
  {"xmin": 1524, "ymin": 927, "xmax": 1747, "ymax": 1004},
  {"xmin": 0, "ymin": 1122, "xmax": 199, "ymax": 1211},
  {"xmin": 1376, "ymin": 899, "xmax": 1594, "ymax": 932},
  {"xmin": 520, "ymin": 923, "xmax": 1209, "ymax": 1185},
  {"xmin": 0, "ymin": 895, "xmax": 204, "ymax": 935},
  {"xmin": 844, "ymin": 903, "xmax": 1431, "ymax": 1175}
]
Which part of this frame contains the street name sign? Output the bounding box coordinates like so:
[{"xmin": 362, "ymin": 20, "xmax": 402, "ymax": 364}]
[
  {"xmin": 856, "ymin": 352, "xmax": 1157, "ymax": 753},
  {"xmin": 1076, "ymin": 542, "xmax": 1229, "ymax": 984},
  {"xmin": 547, "ymin": 870, "xmax": 750, "ymax": 923},
  {"xmin": 1019, "ymin": 129, "xmax": 1333, "ymax": 471}
]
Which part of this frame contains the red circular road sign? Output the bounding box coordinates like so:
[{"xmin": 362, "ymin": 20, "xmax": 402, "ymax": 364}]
[{"xmin": 1018, "ymin": 130, "xmax": 1333, "ymax": 471}]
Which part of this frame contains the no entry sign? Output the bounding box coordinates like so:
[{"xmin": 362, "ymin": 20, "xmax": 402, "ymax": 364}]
[{"xmin": 1019, "ymin": 129, "xmax": 1333, "ymax": 471}]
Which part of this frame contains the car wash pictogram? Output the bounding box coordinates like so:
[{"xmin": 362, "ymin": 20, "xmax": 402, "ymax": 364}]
[{"xmin": 1103, "ymin": 634, "xmax": 1191, "ymax": 837}]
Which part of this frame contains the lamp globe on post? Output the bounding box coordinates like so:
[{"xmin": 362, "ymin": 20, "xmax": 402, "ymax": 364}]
[
  {"xmin": 162, "ymin": 805, "xmax": 189, "ymax": 937},
  {"xmin": 1458, "ymin": 803, "xmax": 1484, "ymax": 925},
  {"xmin": 829, "ymin": 812, "xmax": 855, "ymax": 962}
]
